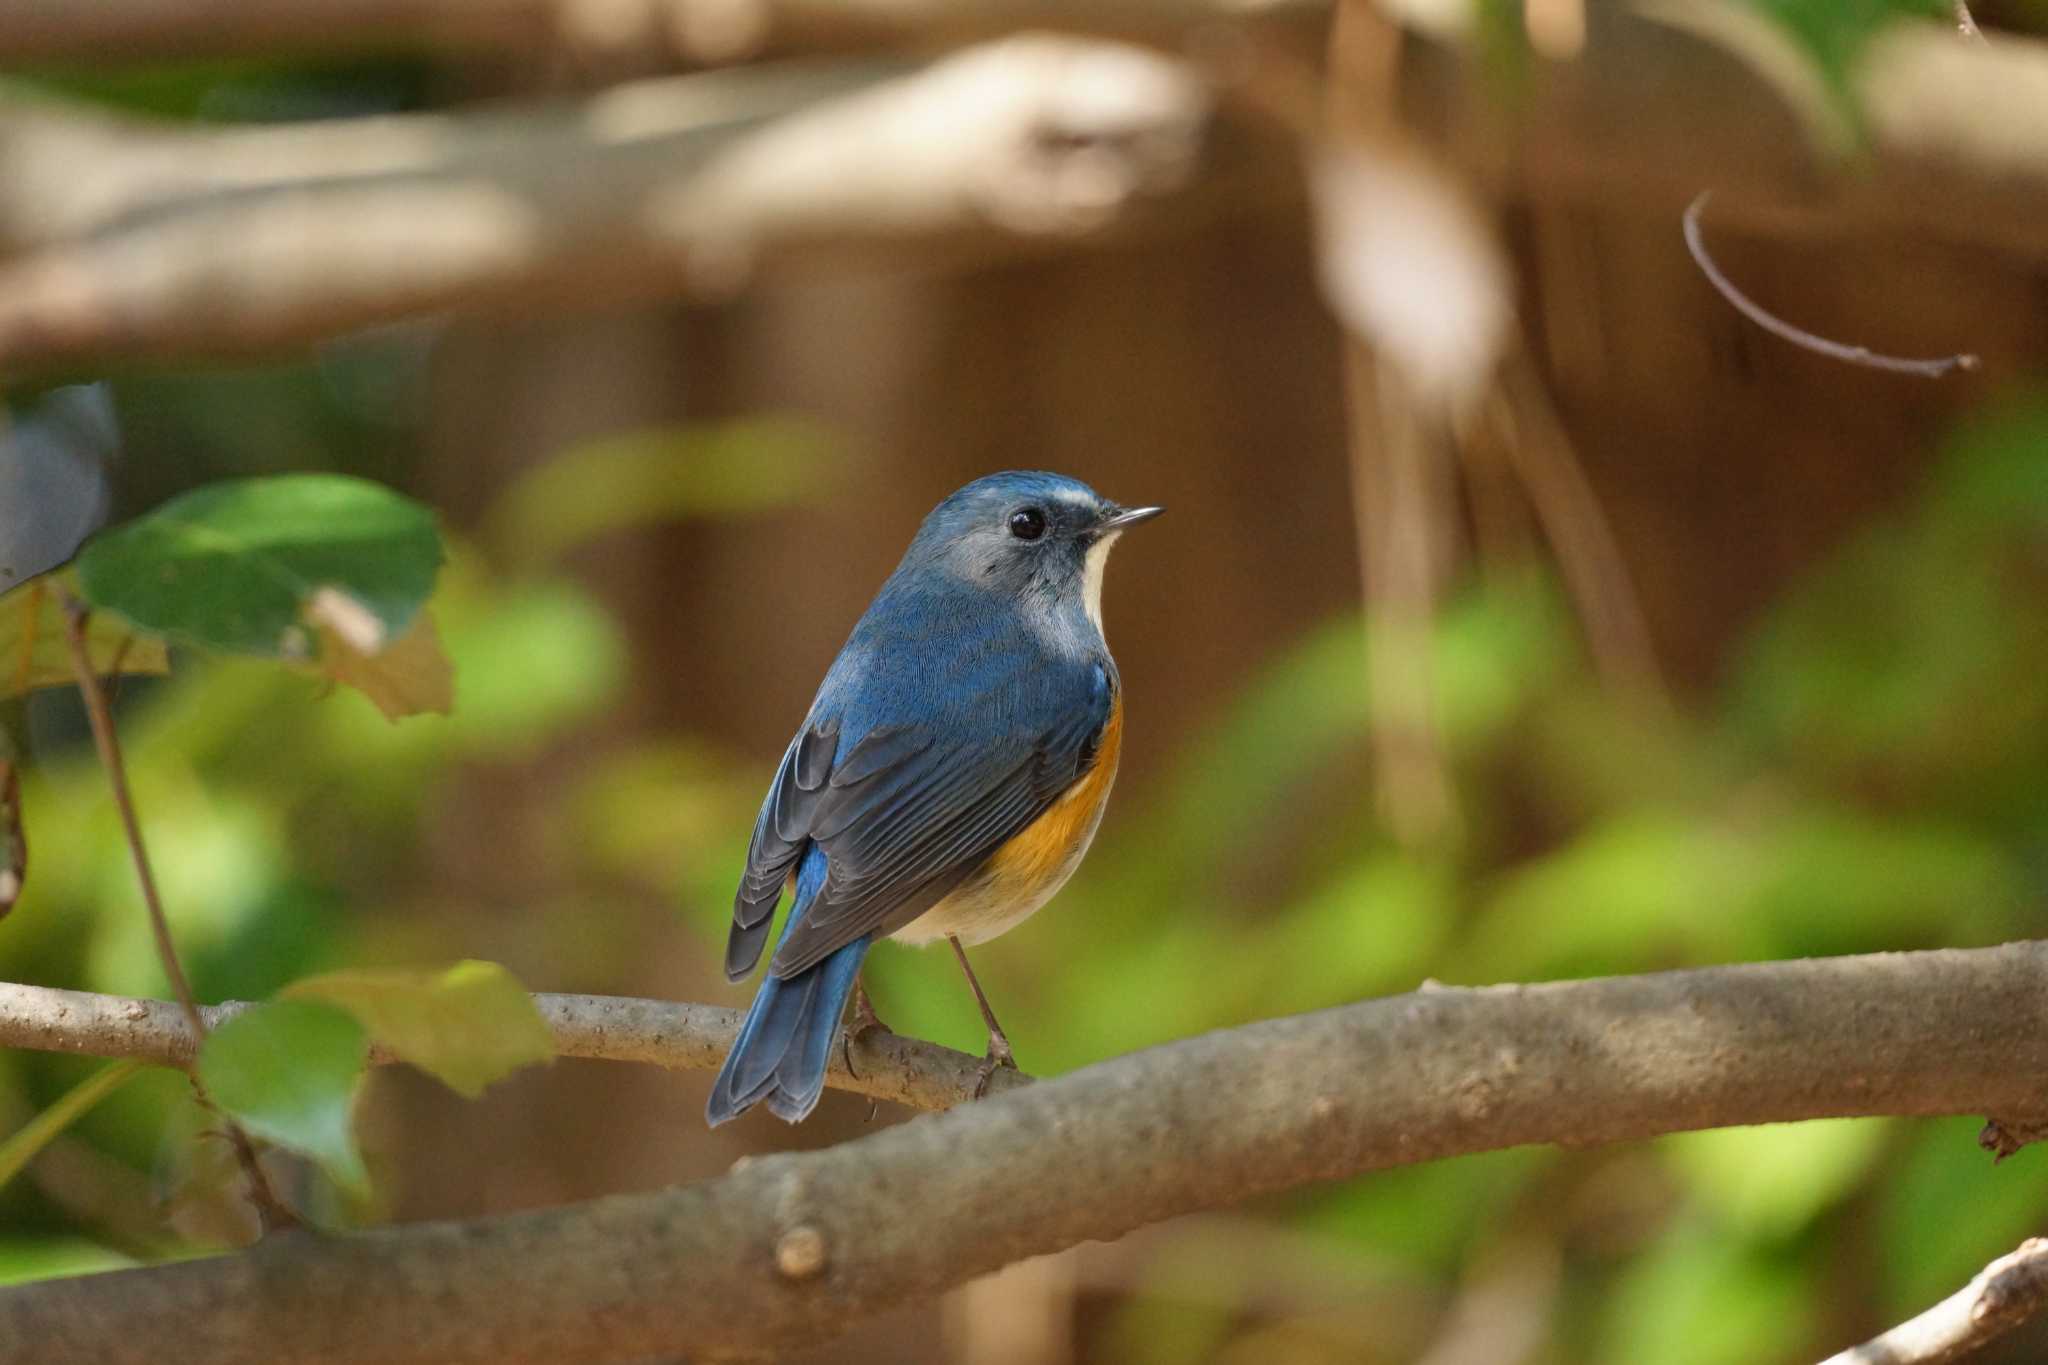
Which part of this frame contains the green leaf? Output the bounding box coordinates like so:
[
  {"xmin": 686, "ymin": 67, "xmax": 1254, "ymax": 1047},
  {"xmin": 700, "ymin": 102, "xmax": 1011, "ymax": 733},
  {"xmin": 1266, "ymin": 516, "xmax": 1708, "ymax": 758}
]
[
  {"xmin": 0, "ymin": 1238, "xmax": 133, "ymax": 1287},
  {"xmin": 0, "ymin": 572, "xmax": 170, "ymax": 702},
  {"xmin": 285, "ymin": 960, "xmax": 552, "ymax": 1099},
  {"xmin": 482, "ymin": 416, "xmax": 833, "ymax": 570},
  {"xmin": 1881, "ymin": 1118, "xmax": 2048, "ymax": 1310},
  {"xmin": 0, "ymin": 1060, "xmax": 146, "ymax": 1193},
  {"xmin": 198, "ymin": 999, "xmax": 370, "ymax": 1195},
  {"xmin": 1600, "ymin": 1224, "xmax": 1812, "ymax": 1365},
  {"xmin": 75, "ymin": 475, "xmax": 441, "ymax": 661}
]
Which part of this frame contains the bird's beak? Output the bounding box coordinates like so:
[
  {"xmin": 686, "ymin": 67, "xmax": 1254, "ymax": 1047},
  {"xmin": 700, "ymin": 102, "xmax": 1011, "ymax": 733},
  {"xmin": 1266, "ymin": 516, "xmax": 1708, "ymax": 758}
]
[{"xmin": 1098, "ymin": 504, "xmax": 1165, "ymax": 532}]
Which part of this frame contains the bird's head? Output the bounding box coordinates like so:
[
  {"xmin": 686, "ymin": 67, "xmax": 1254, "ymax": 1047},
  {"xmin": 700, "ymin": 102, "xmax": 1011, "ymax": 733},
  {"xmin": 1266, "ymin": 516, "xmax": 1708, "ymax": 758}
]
[{"xmin": 909, "ymin": 471, "xmax": 1162, "ymax": 627}]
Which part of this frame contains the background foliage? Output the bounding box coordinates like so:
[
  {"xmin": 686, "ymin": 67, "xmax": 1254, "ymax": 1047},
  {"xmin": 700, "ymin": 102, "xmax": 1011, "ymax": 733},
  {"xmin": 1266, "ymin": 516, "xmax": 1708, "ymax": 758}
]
[{"xmin": 1, "ymin": 3, "xmax": 2046, "ymax": 1361}]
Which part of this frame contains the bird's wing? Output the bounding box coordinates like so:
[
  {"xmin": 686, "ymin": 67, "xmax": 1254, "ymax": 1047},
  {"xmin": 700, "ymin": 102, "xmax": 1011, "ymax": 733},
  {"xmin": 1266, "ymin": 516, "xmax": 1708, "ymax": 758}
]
[
  {"xmin": 724, "ymin": 661, "xmax": 1113, "ymax": 983},
  {"xmin": 723, "ymin": 720, "xmax": 842, "ymax": 980}
]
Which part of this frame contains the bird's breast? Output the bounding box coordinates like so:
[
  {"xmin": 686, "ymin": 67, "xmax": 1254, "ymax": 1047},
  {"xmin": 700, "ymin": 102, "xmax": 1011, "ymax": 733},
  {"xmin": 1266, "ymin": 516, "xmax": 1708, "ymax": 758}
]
[{"xmin": 891, "ymin": 695, "xmax": 1123, "ymax": 949}]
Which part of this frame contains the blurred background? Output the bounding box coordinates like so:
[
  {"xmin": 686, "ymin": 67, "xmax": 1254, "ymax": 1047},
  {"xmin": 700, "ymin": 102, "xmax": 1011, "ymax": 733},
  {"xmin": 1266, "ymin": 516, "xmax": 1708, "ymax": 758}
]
[{"xmin": 2, "ymin": 0, "xmax": 2047, "ymax": 1361}]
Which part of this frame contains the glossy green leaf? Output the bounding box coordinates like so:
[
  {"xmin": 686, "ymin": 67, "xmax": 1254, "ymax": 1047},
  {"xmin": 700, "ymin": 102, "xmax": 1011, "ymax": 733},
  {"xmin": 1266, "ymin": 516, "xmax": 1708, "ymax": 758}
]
[
  {"xmin": 0, "ymin": 1060, "xmax": 146, "ymax": 1193},
  {"xmin": 286, "ymin": 960, "xmax": 552, "ymax": 1099},
  {"xmin": 198, "ymin": 999, "xmax": 369, "ymax": 1195},
  {"xmin": 75, "ymin": 475, "xmax": 440, "ymax": 660}
]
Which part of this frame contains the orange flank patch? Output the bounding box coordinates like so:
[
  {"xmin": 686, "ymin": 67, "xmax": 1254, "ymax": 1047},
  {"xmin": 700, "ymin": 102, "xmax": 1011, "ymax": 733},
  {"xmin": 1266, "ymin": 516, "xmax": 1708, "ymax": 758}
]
[{"xmin": 989, "ymin": 696, "xmax": 1123, "ymax": 890}]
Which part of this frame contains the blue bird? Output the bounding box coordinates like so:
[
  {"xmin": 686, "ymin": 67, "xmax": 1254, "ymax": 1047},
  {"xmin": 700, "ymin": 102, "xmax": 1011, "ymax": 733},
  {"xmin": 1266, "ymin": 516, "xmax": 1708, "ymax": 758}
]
[{"xmin": 706, "ymin": 471, "xmax": 1162, "ymax": 1125}]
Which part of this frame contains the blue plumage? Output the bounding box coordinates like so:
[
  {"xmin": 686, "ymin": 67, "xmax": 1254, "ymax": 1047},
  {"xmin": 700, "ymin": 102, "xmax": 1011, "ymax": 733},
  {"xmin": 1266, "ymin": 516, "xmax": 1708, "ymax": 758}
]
[{"xmin": 707, "ymin": 472, "xmax": 1161, "ymax": 1126}]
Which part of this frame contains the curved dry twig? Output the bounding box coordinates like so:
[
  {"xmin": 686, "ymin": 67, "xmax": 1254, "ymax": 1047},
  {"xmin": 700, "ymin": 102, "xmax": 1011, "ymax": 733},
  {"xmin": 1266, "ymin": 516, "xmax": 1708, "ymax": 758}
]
[
  {"xmin": 3, "ymin": 941, "xmax": 2048, "ymax": 1363},
  {"xmin": 1682, "ymin": 191, "xmax": 1979, "ymax": 378}
]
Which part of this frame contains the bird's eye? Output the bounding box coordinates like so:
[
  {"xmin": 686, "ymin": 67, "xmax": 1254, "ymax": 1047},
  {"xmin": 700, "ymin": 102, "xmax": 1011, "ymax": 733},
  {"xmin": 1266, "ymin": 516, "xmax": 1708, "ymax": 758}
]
[{"xmin": 1008, "ymin": 507, "xmax": 1047, "ymax": 541}]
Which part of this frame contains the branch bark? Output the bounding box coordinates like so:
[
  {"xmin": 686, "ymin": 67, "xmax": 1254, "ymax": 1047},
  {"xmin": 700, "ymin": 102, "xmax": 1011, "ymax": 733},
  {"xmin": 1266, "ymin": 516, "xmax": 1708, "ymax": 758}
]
[
  {"xmin": 0, "ymin": 35, "xmax": 1247, "ymax": 370},
  {"xmin": 0, "ymin": 0, "xmax": 1324, "ymax": 65},
  {"xmin": 0, "ymin": 981, "xmax": 1026, "ymax": 1113},
  {"xmin": 2, "ymin": 9, "xmax": 2047, "ymax": 372},
  {"xmin": 1820, "ymin": 1238, "xmax": 2048, "ymax": 1365},
  {"xmin": 4, "ymin": 941, "xmax": 2048, "ymax": 1364}
]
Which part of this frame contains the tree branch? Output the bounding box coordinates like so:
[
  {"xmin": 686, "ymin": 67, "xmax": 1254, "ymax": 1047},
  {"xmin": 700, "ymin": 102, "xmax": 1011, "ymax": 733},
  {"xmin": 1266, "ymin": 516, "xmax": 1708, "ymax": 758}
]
[
  {"xmin": 1820, "ymin": 1238, "xmax": 2048, "ymax": 1365},
  {"xmin": 0, "ymin": 36, "xmax": 1262, "ymax": 372},
  {"xmin": 0, "ymin": 0, "xmax": 1325, "ymax": 66},
  {"xmin": 4, "ymin": 941, "xmax": 2048, "ymax": 1363},
  {"xmin": 0, "ymin": 981, "xmax": 1026, "ymax": 1113}
]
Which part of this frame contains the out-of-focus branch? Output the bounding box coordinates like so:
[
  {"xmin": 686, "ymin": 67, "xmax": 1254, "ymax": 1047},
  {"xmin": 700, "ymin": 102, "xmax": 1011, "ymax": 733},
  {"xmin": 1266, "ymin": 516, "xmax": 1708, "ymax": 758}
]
[
  {"xmin": 1819, "ymin": 1238, "xmax": 2048, "ymax": 1365},
  {"xmin": 0, "ymin": 36, "xmax": 1255, "ymax": 371},
  {"xmin": 0, "ymin": 0, "xmax": 1326, "ymax": 66},
  {"xmin": 0, "ymin": 981, "xmax": 1026, "ymax": 1112},
  {"xmin": 1425, "ymin": 15, "xmax": 2048, "ymax": 263},
  {"xmin": 6, "ymin": 942, "xmax": 2048, "ymax": 1363}
]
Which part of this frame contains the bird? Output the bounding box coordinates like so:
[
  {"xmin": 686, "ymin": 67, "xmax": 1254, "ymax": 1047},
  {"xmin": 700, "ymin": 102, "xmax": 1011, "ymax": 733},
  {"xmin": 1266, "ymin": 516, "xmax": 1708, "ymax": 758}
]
[{"xmin": 706, "ymin": 471, "xmax": 1162, "ymax": 1126}]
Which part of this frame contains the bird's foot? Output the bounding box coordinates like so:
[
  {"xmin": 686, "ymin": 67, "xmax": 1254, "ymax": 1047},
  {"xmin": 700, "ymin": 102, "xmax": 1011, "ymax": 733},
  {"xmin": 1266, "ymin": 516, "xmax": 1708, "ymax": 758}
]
[
  {"xmin": 839, "ymin": 977, "xmax": 894, "ymax": 1081},
  {"xmin": 972, "ymin": 1028, "xmax": 1019, "ymax": 1100}
]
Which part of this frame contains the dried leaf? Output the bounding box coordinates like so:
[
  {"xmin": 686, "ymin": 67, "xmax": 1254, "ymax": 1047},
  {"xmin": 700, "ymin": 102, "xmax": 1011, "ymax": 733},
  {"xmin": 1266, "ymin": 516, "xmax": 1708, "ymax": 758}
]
[
  {"xmin": 305, "ymin": 606, "xmax": 453, "ymax": 722},
  {"xmin": 0, "ymin": 572, "xmax": 170, "ymax": 702}
]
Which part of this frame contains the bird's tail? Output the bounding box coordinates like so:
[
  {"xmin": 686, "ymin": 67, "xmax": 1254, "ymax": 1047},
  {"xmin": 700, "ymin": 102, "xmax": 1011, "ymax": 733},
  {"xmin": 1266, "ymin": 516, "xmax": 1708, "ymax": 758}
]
[{"xmin": 706, "ymin": 850, "xmax": 869, "ymax": 1126}]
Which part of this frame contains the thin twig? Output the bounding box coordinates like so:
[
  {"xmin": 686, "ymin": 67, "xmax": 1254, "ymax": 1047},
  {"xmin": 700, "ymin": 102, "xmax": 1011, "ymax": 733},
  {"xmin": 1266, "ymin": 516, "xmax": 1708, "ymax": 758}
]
[
  {"xmin": 1682, "ymin": 191, "xmax": 1979, "ymax": 378},
  {"xmin": 59, "ymin": 601, "xmax": 202, "ymax": 1039},
  {"xmin": 1819, "ymin": 1238, "xmax": 2048, "ymax": 1365},
  {"xmin": 58, "ymin": 595, "xmax": 293, "ymax": 1231},
  {"xmin": 0, "ymin": 982, "xmax": 1030, "ymax": 1113},
  {"xmin": 1491, "ymin": 353, "xmax": 1668, "ymax": 701}
]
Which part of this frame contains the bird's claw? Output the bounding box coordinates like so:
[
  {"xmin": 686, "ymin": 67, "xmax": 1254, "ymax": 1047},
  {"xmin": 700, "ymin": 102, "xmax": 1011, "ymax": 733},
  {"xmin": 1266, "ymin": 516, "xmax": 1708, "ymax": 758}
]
[
  {"xmin": 840, "ymin": 980, "xmax": 893, "ymax": 1082},
  {"xmin": 972, "ymin": 1031, "xmax": 1019, "ymax": 1100}
]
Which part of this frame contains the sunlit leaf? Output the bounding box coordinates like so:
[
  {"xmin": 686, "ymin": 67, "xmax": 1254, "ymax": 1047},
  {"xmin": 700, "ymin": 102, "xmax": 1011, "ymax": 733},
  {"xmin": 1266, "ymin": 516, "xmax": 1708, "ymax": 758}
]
[
  {"xmin": 0, "ymin": 1238, "xmax": 133, "ymax": 1287},
  {"xmin": 197, "ymin": 999, "xmax": 369, "ymax": 1195},
  {"xmin": 443, "ymin": 585, "xmax": 623, "ymax": 747},
  {"xmin": 75, "ymin": 474, "xmax": 441, "ymax": 660},
  {"xmin": 1662, "ymin": 1118, "xmax": 1889, "ymax": 1238},
  {"xmin": 1600, "ymin": 1224, "xmax": 1812, "ymax": 1365},
  {"xmin": 304, "ymin": 608, "xmax": 453, "ymax": 721},
  {"xmin": 0, "ymin": 573, "xmax": 170, "ymax": 701},
  {"xmin": 483, "ymin": 416, "xmax": 833, "ymax": 569},
  {"xmin": 286, "ymin": 959, "xmax": 552, "ymax": 1099},
  {"xmin": 0, "ymin": 1060, "xmax": 146, "ymax": 1193}
]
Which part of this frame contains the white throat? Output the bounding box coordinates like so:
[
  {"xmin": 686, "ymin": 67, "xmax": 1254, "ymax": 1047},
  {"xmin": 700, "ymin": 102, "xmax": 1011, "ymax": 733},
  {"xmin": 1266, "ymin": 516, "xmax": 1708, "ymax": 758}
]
[{"xmin": 1082, "ymin": 529, "xmax": 1122, "ymax": 632}]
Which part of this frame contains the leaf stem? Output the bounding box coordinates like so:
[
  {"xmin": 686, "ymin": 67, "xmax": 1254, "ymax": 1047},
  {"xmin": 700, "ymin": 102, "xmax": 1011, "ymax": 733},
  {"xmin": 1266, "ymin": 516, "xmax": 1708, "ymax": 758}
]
[{"xmin": 58, "ymin": 592, "xmax": 294, "ymax": 1231}]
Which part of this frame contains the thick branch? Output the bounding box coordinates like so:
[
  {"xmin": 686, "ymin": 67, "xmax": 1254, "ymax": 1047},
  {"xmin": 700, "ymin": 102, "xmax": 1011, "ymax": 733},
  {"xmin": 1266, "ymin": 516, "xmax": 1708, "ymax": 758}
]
[
  {"xmin": 1821, "ymin": 1238, "xmax": 2048, "ymax": 1365},
  {"xmin": 0, "ymin": 36, "xmax": 1244, "ymax": 370},
  {"xmin": 0, "ymin": 0, "xmax": 1323, "ymax": 65},
  {"xmin": 0, "ymin": 981, "xmax": 1024, "ymax": 1112},
  {"xmin": 4, "ymin": 942, "xmax": 2048, "ymax": 1364}
]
